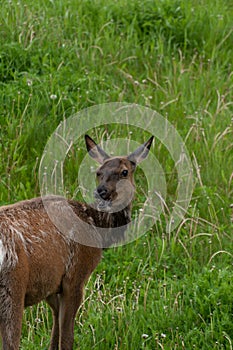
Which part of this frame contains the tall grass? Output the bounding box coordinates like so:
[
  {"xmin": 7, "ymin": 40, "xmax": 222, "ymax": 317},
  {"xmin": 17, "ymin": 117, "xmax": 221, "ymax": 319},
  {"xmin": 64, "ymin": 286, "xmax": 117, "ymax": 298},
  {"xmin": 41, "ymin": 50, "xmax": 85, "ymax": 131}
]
[{"xmin": 0, "ymin": 0, "xmax": 233, "ymax": 348}]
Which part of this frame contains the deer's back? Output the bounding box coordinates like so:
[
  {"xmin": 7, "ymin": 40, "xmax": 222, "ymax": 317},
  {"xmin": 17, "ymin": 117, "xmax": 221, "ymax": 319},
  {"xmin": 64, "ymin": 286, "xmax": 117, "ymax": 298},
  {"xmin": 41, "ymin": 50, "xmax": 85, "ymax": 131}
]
[{"xmin": 0, "ymin": 197, "xmax": 102, "ymax": 307}]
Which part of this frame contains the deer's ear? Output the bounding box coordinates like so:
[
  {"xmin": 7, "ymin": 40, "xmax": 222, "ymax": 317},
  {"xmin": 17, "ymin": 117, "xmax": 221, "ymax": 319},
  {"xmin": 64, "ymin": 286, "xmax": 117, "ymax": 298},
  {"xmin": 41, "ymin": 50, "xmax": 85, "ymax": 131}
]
[
  {"xmin": 85, "ymin": 135, "xmax": 110, "ymax": 164},
  {"xmin": 128, "ymin": 136, "xmax": 154, "ymax": 165}
]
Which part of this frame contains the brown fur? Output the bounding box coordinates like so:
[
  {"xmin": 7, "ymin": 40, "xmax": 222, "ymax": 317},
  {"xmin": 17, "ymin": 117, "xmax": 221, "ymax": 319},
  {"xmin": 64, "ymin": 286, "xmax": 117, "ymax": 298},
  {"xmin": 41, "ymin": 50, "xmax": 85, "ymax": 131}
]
[{"xmin": 0, "ymin": 135, "xmax": 153, "ymax": 350}]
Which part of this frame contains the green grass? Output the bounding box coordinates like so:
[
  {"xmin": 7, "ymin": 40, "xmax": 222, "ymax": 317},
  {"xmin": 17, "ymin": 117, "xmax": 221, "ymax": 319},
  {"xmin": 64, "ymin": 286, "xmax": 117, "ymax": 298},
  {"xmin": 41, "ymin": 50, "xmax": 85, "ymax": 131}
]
[{"xmin": 1, "ymin": 0, "xmax": 233, "ymax": 348}]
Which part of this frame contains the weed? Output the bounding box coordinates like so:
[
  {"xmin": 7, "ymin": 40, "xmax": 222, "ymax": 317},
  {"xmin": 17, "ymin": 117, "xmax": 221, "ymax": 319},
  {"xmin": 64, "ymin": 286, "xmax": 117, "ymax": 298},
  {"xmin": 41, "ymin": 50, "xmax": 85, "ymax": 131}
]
[{"xmin": 0, "ymin": 0, "xmax": 233, "ymax": 348}]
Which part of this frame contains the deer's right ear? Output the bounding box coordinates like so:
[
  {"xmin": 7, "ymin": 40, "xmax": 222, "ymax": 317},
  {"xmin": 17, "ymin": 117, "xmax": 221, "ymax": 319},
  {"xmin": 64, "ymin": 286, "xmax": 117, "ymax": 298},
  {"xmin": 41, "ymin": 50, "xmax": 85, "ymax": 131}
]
[{"xmin": 85, "ymin": 135, "xmax": 110, "ymax": 164}]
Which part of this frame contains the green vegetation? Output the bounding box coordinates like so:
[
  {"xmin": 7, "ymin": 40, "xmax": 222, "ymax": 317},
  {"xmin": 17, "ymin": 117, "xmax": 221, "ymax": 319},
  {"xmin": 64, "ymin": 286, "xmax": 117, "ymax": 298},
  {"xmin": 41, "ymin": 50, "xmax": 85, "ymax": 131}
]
[{"xmin": 1, "ymin": 0, "xmax": 233, "ymax": 348}]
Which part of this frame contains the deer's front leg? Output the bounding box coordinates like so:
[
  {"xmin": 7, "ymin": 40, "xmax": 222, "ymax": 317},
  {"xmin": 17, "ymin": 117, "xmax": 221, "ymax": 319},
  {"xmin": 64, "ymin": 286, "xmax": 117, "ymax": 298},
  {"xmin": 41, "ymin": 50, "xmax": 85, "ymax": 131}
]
[
  {"xmin": 46, "ymin": 294, "xmax": 60, "ymax": 350},
  {"xmin": 59, "ymin": 284, "xmax": 84, "ymax": 350}
]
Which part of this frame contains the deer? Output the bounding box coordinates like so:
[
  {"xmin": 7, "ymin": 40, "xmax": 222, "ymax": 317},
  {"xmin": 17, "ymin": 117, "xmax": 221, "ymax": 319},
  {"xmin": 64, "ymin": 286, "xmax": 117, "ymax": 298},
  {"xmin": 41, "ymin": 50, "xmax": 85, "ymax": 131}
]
[{"xmin": 0, "ymin": 134, "xmax": 153, "ymax": 350}]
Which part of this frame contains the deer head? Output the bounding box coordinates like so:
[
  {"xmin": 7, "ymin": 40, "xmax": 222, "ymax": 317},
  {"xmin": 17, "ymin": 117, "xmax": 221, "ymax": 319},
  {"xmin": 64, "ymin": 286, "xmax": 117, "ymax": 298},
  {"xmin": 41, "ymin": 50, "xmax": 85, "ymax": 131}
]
[{"xmin": 85, "ymin": 135, "xmax": 154, "ymax": 213}]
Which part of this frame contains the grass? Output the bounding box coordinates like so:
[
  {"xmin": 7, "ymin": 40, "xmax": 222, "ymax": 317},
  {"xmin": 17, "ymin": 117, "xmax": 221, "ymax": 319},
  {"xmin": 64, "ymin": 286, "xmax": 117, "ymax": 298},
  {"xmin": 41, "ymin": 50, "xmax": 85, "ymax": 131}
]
[{"xmin": 0, "ymin": 0, "xmax": 233, "ymax": 348}]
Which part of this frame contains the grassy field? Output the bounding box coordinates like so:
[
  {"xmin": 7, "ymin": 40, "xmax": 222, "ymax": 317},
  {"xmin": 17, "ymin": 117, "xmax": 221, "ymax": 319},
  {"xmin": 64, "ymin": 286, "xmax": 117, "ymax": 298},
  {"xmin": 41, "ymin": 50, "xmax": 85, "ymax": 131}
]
[{"xmin": 1, "ymin": 0, "xmax": 233, "ymax": 349}]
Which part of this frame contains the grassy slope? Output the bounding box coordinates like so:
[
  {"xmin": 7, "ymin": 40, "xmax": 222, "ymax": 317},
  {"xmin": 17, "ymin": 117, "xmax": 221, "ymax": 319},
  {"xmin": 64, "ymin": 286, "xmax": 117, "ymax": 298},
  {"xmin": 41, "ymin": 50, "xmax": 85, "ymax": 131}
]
[{"xmin": 0, "ymin": 0, "xmax": 233, "ymax": 349}]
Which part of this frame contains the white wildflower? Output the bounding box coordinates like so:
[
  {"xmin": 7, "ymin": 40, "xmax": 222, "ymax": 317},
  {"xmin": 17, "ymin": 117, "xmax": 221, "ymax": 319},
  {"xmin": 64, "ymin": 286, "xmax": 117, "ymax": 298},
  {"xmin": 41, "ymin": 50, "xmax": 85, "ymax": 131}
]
[{"xmin": 142, "ymin": 334, "xmax": 149, "ymax": 339}]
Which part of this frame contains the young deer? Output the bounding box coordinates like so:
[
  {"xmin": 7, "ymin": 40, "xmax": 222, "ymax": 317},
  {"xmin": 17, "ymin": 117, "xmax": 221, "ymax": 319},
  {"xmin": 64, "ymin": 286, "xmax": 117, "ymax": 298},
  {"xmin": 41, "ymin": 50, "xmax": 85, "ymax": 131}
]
[{"xmin": 0, "ymin": 134, "xmax": 153, "ymax": 350}]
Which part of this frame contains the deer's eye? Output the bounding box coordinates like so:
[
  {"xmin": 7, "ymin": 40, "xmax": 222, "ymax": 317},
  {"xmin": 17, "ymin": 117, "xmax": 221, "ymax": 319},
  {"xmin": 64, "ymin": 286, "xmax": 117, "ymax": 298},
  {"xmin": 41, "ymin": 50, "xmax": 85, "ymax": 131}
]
[
  {"xmin": 121, "ymin": 169, "xmax": 128, "ymax": 177},
  {"xmin": 96, "ymin": 172, "xmax": 101, "ymax": 177}
]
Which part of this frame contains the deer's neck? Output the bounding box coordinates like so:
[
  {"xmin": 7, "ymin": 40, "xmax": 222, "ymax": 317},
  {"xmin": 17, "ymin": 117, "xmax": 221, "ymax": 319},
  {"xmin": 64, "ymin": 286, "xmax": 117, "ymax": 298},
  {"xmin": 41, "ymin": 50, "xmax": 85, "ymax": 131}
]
[
  {"xmin": 69, "ymin": 199, "xmax": 132, "ymax": 247},
  {"xmin": 92, "ymin": 205, "xmax": 132, "ymax": 247},
  {"xmin": 94, "ymin": 205, "xmax": 132, "ymax": 228}
]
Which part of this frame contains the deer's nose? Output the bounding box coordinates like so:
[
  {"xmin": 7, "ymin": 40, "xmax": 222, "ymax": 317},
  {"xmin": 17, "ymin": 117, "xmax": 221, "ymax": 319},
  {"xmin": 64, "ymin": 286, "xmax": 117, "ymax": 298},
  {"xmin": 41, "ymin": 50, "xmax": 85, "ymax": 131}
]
[{"xmin": 97, "ymin": 185, "xmax": 108, "ymax": 199}]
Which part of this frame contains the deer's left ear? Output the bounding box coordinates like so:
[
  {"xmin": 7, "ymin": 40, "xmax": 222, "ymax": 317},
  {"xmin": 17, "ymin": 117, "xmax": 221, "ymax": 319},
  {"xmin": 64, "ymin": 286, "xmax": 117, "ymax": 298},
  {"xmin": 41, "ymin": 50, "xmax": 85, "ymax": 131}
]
[
  {"xmin": 128, "ymin": 136, "xmax": 154, "ymax": 165},
  {"xmin": 85, "ymin": 135, "xmax": 110, "ymax": 164}
]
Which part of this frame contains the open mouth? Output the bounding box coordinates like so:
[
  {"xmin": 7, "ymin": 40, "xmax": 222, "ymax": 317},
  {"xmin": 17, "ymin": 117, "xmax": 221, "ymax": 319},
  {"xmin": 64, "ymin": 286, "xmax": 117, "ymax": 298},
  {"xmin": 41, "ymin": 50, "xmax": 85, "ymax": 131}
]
[
  {"xmin": 97, "ymin": 199, "xmax": 111, "ymax": 211},
  {"xmin": 94, "ymin": 191, "xmax": 112, "ymax": 211}
]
